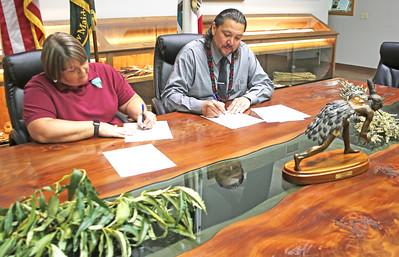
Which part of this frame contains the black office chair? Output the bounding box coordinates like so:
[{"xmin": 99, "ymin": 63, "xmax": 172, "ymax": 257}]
[
  {"xmin": 152, "ymin": 33, "xmax": 203, "ymax": 114},
  {"xmin": 372, "ymin": 42, "xmax": 399, "ymax": 88},
  {"xmin": 3, "ymin": 50, "xmax": 43, "ymax": 145}
]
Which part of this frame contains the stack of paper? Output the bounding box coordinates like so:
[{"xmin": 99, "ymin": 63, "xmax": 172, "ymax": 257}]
[
  {"xmin": 124, "ymin": 121, "xmax": 173, "ymax": 142},
  {"xmin": 103, "ymin": 144, "xmax": 176, "ymax": 177},
  {"xmin": 252, "ymin": 104, "xmax": 310, "ymax": 123}
]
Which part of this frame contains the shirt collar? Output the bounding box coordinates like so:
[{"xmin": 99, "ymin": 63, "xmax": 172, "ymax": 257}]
[
  {"xmin": 87, "ymin": 63, "xmax": 98, "ymax": 82},
  {"xmin": 211, "ymin": 41, "xmax": 232, "ymax": 65}
]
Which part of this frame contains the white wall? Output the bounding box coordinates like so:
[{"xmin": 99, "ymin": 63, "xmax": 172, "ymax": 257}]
[
  {"xmin": 40, "ymin": 0, "xmax": 330, "ymax": 23},
  {"xmin": 328, "ymin": 0, "xmax": 399, "ymax": 68}
]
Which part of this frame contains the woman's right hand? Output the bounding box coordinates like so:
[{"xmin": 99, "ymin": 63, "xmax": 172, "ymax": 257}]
[{"xmin": 98, "ymin": 122, "xmax": 127, "ymax": 138}]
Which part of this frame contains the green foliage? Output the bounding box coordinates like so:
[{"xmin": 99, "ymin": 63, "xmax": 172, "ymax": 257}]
[
  {"xmin": 353, "ymin": 111, "xmax": 399, "ymax": 145},
  {"xmin": 0, "ymin": 169, "xmax": 206, "ymax": 257},
  {"xmin": 339, "ymin": 80, "xmax": 399, "ymax": 146}
]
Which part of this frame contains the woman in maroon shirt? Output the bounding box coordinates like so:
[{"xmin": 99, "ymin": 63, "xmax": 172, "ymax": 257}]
[{"xmin": 24, "ymin": 32, "xmax": 156, "ymax": 143}]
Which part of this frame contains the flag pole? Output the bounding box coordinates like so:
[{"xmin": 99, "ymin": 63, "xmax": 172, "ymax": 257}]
[{"xmin": 88, "ymin": 0, "xmax": 99, "ymax": 62}]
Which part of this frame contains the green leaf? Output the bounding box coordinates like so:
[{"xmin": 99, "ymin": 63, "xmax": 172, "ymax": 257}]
[
  {"xmin": 48, "ymin": 195, "xmax": 60, "ymax": 218},
  {"xmin": 26, "ymin": 230, "xmax": 34, "ymax": 246},
  {"xmin": 68, "ymin": 169, "xmax": 84, "ymax": 201},
  {"xmin": 50, "ymin": 244, "xmax": 67, "ymax": 257},
  {"xmin": 170, "ymin": 224, "xmax": 195, "ymax": 239},
  {"xmin": 109, "ymin": 229, "xmax": 129, "ymax": 257},
  {"xmin": 119, "ymin": 224, "xmax": 139, "ymax": 239},
  {"xmin": 88, "ymin": 224, "xmax": 104, "ymax": 230},
  {"xmin": 88, "ymin": 190, "xmax": 109, "ymax": 210},
  {"xmin": 33, "ymin": 217, "xmax": 54, "ymax": 232},
  {"xmin": 134, "ymin": 217, "xmax": 149, "ymax": 246},
  {"xmin": 0, "ymin": 237, "xmax": 16, "ymax": 256},
  {"xmin": 141, "ymin": 187, "xmax": 171, "ymax": 197},
  {"xmin": 73, "ymin": 206, "xmax": 104, "ymax": 247},
  {"xmin": 88, "ymin": 230, "xmax": 98, "ymax": 254},
  {"xmin": 162, "ymin": 194, "xmax": 179, "ymax": 210},
  {"xmin": 127, "ymin": 207, "xmax": 138, "ymax": 223},
  {"xmin": 96, "ymin": 211, "xmax": 114, "ymax": 227},
  {"xmin": 29, "ymin": 232, "xmax": 56, "ymax": 257},
  {"xmin": 15, "ymin": 201, "xmax": 27, "ymax": 222},
  {"xmin": 136, "ymin": 203, "xmax": 166, "ymax": 226},
  {"xmin": 111, "ymin": 198, "xmax": 130, "ymax": 227},
  {"xmin": 3, "ymin": 205, "xmax": 14, "ymax": 236},
  {"xmin": 79, "ymin": 231, "xmax": 88, "ymax": 257},
  {"xmin": 176, "ymin": 186, "xmax": 207, "ymax": 212},
  {"xmin": 39, "ymin": 191, "xmax": 47, "ymax": 212},
  {"xmin": 17, "ymin": 202, "xmax": 37, "ymax": 237},
  {"xmin": 103, "ymin": 230, "xmax": 114, "ymax": 257},
  {"xmin": 177, "ymin": 190, "xmax": 186, "ymax": 223},
  {"xmin": 98, "ymin": 233, "xmax": 105, "ymax": 257},
  {"xmin": 15, "ymin": 239, "xmax": 30, "ymax": 257}
]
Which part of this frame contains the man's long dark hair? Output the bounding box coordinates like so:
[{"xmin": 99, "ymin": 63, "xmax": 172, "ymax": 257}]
[{"xmin": 204, "ymin": 8, "xmax": 247, "ymax": 47}]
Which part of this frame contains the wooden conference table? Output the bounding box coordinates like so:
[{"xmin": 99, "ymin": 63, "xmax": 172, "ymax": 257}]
[{"xmin": 1, "ymin": 78, "xmax": 399, "ymax": 256}]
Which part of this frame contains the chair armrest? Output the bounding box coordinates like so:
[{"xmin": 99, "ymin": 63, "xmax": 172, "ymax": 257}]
[
  {"xmin": 116, "ymin": 111, "xmax": 130, "ymax": 123},
  {"xmin": 9, "ymin": 129, "xmax": 29, "ymax": 146},
  {"xmin": 152, "ymin": 97, "xmax": 166, "ymax": 115}
]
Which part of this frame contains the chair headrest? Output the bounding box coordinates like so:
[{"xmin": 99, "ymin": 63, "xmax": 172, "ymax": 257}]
[
  {"xmin": 379, "ymin": 42, "xmax": 399, "ymax": 70},
  {"xmin": 155, "ymin": 33, "xmax": 203, "ymax": 65},
  {"xmin": 2, "ymin": 50, "xmax": 43, "ymax": 89}
]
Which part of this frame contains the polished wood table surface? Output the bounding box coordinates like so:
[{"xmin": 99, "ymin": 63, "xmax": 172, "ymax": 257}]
[
  {"xmin": 0, "ymin": 79, "xmax": 398, "ymax": 212},
  {"xmin": 180, "ymin": 143, "xmax": 399, "ymax": 257}
]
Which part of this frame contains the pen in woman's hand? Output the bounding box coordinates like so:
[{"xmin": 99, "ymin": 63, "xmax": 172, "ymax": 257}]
[{"xmin": 138, "ymin": 103, "xmax": 147, "ymax": 129}]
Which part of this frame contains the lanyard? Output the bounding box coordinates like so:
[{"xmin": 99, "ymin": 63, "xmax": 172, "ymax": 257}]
[{"xmin": 205, "ymin": 40, "xmax": 235, "ymax": 102}]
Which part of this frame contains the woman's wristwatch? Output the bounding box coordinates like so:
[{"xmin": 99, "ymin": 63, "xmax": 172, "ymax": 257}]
[{"xmin": 93, "ymin": 120, "xmax": 100, "ymax": 137}]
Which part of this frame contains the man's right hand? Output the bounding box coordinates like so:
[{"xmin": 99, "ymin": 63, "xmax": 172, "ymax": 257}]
[{"xmin": 202, "ymin": 100, "xmax": 226, "ymax": 117}]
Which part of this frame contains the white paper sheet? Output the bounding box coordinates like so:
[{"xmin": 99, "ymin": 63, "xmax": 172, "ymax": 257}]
[
  {"xmin": 124, "ymin": 121, "xmax": 173, "ymax": 142},
  {"xmin": 204, "ymin": 113, "xmax": 263, "ymax": 129},
  {"xmin": 252, "ymin": 104, "xmax": 310, "ymax": 123},
  {"xmin": 103, "ymin": 144, "xmax": 176, "ymax": 177}
]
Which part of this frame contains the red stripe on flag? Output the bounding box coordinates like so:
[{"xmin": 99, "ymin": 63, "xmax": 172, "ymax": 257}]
[
  {"xmin": 15, "ymin": 0, "xmax": 35, "ymax": 52},
  {"xmin": 26, "ymin": 0, "xmax": 44, "ymax": 41},
  {"xmin": 0, "ymin": 0, "xmax": 44, "ymax": 55},
  {"xmin": 198, "ymin": 15, "xmax": 203, "ymax": 34},
  {"xmin": 0, "ymin": 2, "xmax": 14, "ymax": 55}
]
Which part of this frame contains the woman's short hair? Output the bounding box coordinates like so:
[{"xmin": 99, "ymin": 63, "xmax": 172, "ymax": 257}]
[{"xmin": 41, "ymin": 32, "xmax": 87, "ymax": 83}]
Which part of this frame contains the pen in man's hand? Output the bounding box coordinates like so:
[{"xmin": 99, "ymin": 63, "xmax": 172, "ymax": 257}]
[{"xmin": 212, "ymin": 93, "xmax": 218, "ymax": 101}]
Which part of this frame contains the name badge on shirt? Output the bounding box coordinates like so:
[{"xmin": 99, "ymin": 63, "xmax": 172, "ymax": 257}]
[{"xmin": 91, "ymin": 77, "xmax": 102, "ymax": 88}]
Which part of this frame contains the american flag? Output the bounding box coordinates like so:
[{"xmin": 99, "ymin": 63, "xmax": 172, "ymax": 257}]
[
  {"xmin": 177, "ymin": 0, "xmax": 202, "ymax": 34},
  {"xmin": 0, "ymin": 0, "xmax": 45, "ymax": 56}
]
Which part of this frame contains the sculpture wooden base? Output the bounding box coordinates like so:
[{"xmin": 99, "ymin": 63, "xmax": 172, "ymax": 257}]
[{"xmin": 283, "ymin": 149, "xmax": 369, "ymax": 185}]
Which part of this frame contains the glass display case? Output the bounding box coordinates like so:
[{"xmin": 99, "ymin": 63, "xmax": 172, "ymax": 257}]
[
  {"xmin": 40, "ymin": 13, "xmax": 336, "ymax": 89},
  {"xmin": 0, "ymin": 13, "xmax": 336, "ymax": 93},
  {"xmin": 43, "ymin": 16, "xmax": 177, "ymax": 86},
  {"xmin": 204, "ymin": 14, "xmax": 337, "ymax": 88}
]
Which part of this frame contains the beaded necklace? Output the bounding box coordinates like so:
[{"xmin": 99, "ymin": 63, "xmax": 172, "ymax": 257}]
[{"xmin": 205, "ymin": 39, "xmax": 235, "ymax": 102}]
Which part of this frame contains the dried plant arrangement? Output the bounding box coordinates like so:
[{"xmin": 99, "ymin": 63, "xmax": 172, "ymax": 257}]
[
  {"xmin": 0, "ymin": 169, "xmax": 206, "ymax": 257},
  {"xmin": 339, "ymin": 79, "xmax": 399, "ymax": 146}
]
